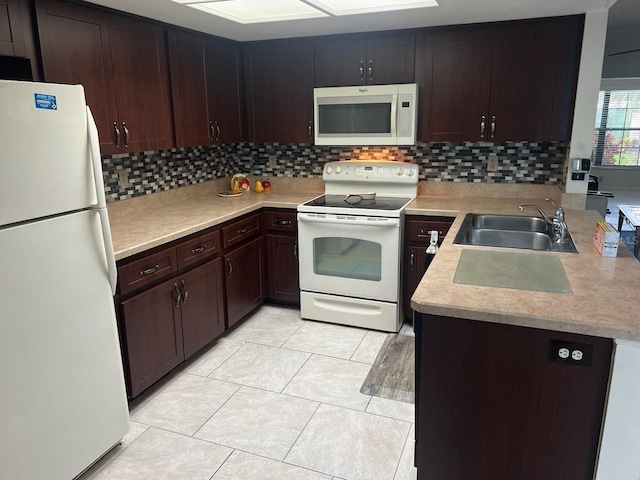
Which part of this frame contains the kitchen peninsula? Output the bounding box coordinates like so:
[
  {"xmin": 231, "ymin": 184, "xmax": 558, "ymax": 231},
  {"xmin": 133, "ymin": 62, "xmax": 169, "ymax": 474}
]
[{"xmin": 409, "ymin": 198, "xmax": 640, "ymax": 480}]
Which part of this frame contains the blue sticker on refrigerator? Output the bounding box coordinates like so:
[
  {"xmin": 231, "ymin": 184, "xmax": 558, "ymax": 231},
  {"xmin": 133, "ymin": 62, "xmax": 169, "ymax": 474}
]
[{"xmin": 34, "ymin": 94, "xmax": 57, "ymax": 110}]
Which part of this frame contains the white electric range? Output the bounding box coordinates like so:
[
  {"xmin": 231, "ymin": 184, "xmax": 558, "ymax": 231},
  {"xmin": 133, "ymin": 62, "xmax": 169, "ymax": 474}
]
[{"xmin": 297, "ymin": 160, "xmax": 419, "ymax": 332}]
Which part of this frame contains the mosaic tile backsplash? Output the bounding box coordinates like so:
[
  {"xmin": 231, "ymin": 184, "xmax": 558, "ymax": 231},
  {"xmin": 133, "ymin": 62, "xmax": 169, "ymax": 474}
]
[{"xmin": 102, "ymin": 141, "xmax": 568, "ymax": 202}]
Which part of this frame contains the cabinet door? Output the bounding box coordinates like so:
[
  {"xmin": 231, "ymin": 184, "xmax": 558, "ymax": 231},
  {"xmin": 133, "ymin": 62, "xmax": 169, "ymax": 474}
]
[
  {"xmin": 266, "ymin": 234, "xmax": 299, "ymax": 304},
  {"xmin": 245, "ymin": 40, "xmax": 314, "ymax": 144},
  {"xmin": 314, "ymin": 37, "xmax": 366, "ymax": 87},
  {"xmin": 208, "ymin": 39, "xmax": 243, "ymax": 144},
  {"xmin": 0, "ymin": 0, "xmax": 25, "ymax": 56},
  {"xmin": 366, "ymin": 33, "xmax": 415, "ymax": 85},
  {"xmin": 108, "ymin": 14, "xmax": 173, "ymax": 152},
  {"xmin": 224, "ymin": 237, "xmax": 264, "ymax": 328},
  {"xmin": 489, "ymin": 16, "xmax": 582, "ymax": 141},
  {"xmin": 420, "ymin": 28, "xmax": 493, "ymax": 141},
  {"xmin": 180, "ymin": 258, "xmax": 225, "ymax": 359},
  {"xmin": 35, "ymin": 0, "xmax": 120, "ymax": 154},
  {"xmin": 168, "ymin": 29, "xmax": 210, "ymax": 148},
  {"xmin": 121, "ymin": 279, "xmax": 183, "ymax": 398},
  {"xmin": 402, "ymin": 245, "xmax": 426, "ymax": 319}
]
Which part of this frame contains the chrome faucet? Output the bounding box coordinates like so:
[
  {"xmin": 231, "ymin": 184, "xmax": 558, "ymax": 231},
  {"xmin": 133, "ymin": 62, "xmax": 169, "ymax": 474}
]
[{"xmin": 518, "ymin": 198, "xmax": 568, "ymax": 243}]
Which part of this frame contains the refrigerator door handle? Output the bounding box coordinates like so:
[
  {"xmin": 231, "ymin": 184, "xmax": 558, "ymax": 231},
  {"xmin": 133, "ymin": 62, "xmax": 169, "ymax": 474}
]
[
  {"xmin": 87, "ymin": 107, "xmax": 107, "ymax": 209},
  {"xmin": 97, "ymin": 207, "xmax": 118, "ymax": 295},
  {"xmin": 87, "ymin": 107, "xmax": 118, "ymax": 294}
]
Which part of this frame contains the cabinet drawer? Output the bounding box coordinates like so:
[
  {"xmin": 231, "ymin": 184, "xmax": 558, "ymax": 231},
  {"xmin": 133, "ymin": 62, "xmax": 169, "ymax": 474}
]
[
  {"xmin": 176, "ymin": 230, "xmax": 221, "ymax": 269},
  {"xmin": 407, "ymin": 218, "xmax": 454, "ymax": 244},
  {"xmin": 119, "ymin": 248, "xmax": 177, "ymax": 295},
  {"xmin": 265, "ymin": 210, "xmax": 297, "ymax": 233},
  {"xmin": 222, "ymin": 213, "xmax": 261, "ymax": 249}
]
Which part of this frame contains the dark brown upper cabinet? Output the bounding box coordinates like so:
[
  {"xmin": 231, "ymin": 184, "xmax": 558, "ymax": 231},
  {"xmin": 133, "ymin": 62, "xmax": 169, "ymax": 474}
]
[
  {"xmin": 244, "ymin": 39, "xmax": 314, "ymax": 144},
  {"xmin": 0, "ymin": 0, "xmax": 25, "ymax": 57},
  {"xmin": 419, "ymin": 16, "xmax": 583, "ymax": 142},
  {"xmin": 36, "ymin": 0, "xmax": 173, "ymax": 155},
  {"xmin": 314, "ymin": 32, "xmax": 415, "ymax": 87},
  {"xmin": 168, "ymin": 29, "xmax": 243, "ymax": 148}
]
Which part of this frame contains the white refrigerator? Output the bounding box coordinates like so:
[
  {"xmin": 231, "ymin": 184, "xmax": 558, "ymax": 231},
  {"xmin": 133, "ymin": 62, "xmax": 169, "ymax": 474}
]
[{"xmin": 0, "ymin": 81, "xmax": 129, "ymax": 479}]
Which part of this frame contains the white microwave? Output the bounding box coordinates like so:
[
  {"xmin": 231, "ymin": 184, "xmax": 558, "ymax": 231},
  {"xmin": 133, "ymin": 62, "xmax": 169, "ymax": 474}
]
[{"xmin": 313, "ymin": 83, "xmax": 418, "ymax": 146}]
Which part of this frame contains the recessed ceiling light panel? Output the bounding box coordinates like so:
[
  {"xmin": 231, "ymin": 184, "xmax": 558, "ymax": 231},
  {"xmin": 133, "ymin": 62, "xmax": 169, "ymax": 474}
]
[
  {"xmin": 177, "ymin": 0, "xmax": 329, "ymax": 24},
  {"xmin": 303, "ymin": 0, "xmax": 438, "ymax": 16}
]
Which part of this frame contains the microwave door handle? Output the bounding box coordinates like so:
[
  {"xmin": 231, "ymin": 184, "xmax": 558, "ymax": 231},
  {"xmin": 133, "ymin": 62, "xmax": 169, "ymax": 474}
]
[{"xmin": 390, "ymin": 94, "xmax": 398, "ymax": 138}]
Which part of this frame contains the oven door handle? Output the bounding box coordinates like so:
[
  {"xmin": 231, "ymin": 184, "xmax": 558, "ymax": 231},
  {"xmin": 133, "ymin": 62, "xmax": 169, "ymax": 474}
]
[{"xmin": 297, "ymin": 214, "xmax": 400, "ymax": 228}]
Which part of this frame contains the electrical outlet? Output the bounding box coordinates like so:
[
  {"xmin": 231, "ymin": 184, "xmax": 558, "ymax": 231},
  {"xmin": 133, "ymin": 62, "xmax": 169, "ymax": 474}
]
[
  {"xmin": 549, "ymin": 340, "xmax": 593, "ymax": 367},
  {"xmin": 117, "ymin": 169, "xmax": 129, "ymax": 188},
  {"xmin": 268, "ymin": 155, "xmax": 277, "ymax": 168},
  {"xmin": 487, "ymin": 156, "xmax": 498, "ymax": 172}
]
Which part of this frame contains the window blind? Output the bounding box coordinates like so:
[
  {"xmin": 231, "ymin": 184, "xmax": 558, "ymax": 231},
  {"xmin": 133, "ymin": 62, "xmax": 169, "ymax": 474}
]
[{"xmin": 592, "ymin": 90, "xmax": 640, "ymax": 166}]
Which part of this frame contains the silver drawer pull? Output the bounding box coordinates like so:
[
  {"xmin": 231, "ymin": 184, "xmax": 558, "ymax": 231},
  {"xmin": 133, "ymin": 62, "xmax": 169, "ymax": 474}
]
[
  {"xmin": 140, "ymin": 264, "xmax": 159, "ymax": 276},
  {"xmin": 238, "ymin": 228, "xmax": 248, "ymax": 234},
  {"xmin": 191, "ymin": 245, "xmax": 206, "ymax": 254},
  {"xmin": 276, "ymin": 219, "xmax": 292, "ymax": 225}
]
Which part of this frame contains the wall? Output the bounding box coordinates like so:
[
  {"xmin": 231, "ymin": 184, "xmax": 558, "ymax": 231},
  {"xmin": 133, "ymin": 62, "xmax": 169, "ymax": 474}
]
[
  {"xmin": 602, "ymin": 24, "xmax": 640, "ymax": 78},
  {"xmin": 102, "ymin": 141, "xmax": 567, "ymax": 202}
]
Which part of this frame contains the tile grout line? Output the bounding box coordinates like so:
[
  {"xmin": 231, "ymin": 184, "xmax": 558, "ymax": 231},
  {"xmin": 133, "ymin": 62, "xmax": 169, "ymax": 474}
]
[
  {"xmin": 391, "ymin": 422, "xmax": 415, "ymax": 480},
  {"xmin": 190, "ymin": 383, "xmax": 245, "ymax": 439}
]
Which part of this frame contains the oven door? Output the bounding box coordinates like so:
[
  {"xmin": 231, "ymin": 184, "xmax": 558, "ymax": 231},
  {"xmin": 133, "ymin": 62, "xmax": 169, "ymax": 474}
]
[{"xmin": 297, "ymin": 212, "xmax": 401, "ymax": 302}]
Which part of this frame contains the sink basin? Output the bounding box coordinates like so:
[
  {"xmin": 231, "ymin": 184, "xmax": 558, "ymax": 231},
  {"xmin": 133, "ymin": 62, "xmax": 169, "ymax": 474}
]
[
  {"xmin": 462, "ymin": 229, "xmax": 553, "ymax": 250},
  {"xmin": 470, "ymin": 214, "xmax": 549, "ymax": 233},
  {"xmin": 453, "ymin": 213, "xmax": 578, "ymax": 253}
]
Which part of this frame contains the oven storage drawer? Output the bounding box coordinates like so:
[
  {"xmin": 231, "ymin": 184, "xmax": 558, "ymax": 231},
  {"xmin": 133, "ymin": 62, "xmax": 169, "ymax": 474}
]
[
  {"xmin": 222, "ymin": 213, "xmax": 261, "ymax": 249},
  {"xmin": 176, "ymin": 230, "xmax": 221, "ymax": 269},
  {"xmin": 118, "ymin": 248, "xmax": 178, "ymax": 295}
]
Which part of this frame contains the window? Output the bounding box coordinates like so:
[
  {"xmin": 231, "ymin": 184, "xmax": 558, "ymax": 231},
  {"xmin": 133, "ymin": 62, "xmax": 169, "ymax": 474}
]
[{"xmin": 593, "ymin": 89, "xmax": 640, "ymax": 166}]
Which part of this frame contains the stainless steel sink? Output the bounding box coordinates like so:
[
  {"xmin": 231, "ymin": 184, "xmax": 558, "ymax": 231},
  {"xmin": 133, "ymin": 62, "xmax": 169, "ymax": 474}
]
[
  {"xmin": 453, "ymin": 213, "xmax": 578, "ymax": 253},
  {"xmin": 470, "ymin": 214, "xmax": 550, "ymax": 233}
]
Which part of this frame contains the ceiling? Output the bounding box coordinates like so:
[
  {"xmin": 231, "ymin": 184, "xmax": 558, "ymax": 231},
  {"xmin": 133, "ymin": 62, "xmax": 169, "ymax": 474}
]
[
  {"xmin": 83, "ymin": 0, "xmax": 613, "ymax": 42},
  {"xmin": 606, "ymin": 0, "xmax": 640, "ymax": 28}
]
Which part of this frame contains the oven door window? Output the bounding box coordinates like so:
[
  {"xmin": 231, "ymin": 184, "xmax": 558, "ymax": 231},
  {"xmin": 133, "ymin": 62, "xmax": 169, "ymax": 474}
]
[{"xmin": 313, "ymin": 237, "xmax": 382, "ymax": 281}]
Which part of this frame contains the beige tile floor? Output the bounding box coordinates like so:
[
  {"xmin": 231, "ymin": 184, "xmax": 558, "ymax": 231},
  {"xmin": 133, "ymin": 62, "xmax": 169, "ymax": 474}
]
[{"xmin": 79, "ymin": 305, "xmax": 417, "ymax": 480}]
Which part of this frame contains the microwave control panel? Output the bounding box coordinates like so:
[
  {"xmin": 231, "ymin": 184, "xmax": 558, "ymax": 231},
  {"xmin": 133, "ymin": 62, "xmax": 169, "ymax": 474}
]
[{"xmin": 397, "ymin": 94, "xmax": 414, "ymax": 138}]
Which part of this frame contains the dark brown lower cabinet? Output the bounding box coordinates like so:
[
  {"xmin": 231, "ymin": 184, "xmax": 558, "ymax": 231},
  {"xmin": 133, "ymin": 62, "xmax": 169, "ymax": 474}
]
[
  {"xmin": 121, "ymin": 258, "xmax": 225, "ymax": 398},
  {"xmin": 181, "ymin": 258, "xmax": 225, "ymax": 359},
  {"xmin": 224, "ymin": 236, "xmax": 265, "ymax": 328},
  {"xmin": 122, "ymin": 279, "xmax": 183, "ymax": 398},
  {"xmin": 415, "ymin": 313, "xmax": 613, "ymax": 480},
  {"xmin": 266, "ymin": 233, "xmax": 299, "ymax": 304}
]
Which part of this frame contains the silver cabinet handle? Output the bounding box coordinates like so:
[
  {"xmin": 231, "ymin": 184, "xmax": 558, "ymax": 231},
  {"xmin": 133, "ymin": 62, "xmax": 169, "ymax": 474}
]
[
  {"xmin": 226, "ymin": 258, "xmax": 233, "ymax": 278},
  {"xmin": 410, "ymin": 251, "xmax": 414, "ymax": 269},
  {"xmin": 294, "ymin": 240, "xmax": 298, "ymax": 260},
  {"xmin": 480, "ymin": 115, "xmax": 486, "ymax": 137},
  {"xmin": 173, "ymin": 282, "xmax": 182, "ymax": 307},
  {"xmin": 276, "ymin": 219, "xmax": 292, "ymax": 226},
  {"xmin": 368, "ymin": 59, "xmax": 373, "ymax": 81},
  {"xmin": 308, "ymin": 121, "xmax": 313, "ymax": 141},
  {"xmin": 122, "ymin": 121, "xmax": 130, "ymax": 148},
  {"xmin": 191, "ymin": 245, "xmax": 206, "ymax": 254},
  {"xmin": 113, "ymin": 121, "xmax": 121, "ymax": 147},
  {"xmin": 139, "ymin": 264, "xmax": 159, "ymax": 277},
  {"xmin": 359, "ymin": 60, "xmax": 364, "ymax": 81},
  {"xmin": 215, "ymin": 121, "xmax": 221, "ymax": 143},
  {"xmin": 209, "ymin": 121, "xmax": 215, "ymax": 143},
  {"xmin": 180, "ymin": 280, "xmax": 188, "ymax": 304},
  {"xmin": 238, "ymin": 227, "xmax": 248, "ymax": 235},
  {"xmin": 491, "ymin": 115, "xmax": 496, "ymax": 138}
]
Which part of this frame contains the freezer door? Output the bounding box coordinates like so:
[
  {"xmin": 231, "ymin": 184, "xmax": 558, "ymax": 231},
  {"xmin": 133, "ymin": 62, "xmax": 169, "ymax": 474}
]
[
  {"xmin": 0, "ymin": 81, "xmax": 97, "ymax": 227},
  {"xmin": 0, "ymin": 210, "xmax": 129, "ymax": 480}
]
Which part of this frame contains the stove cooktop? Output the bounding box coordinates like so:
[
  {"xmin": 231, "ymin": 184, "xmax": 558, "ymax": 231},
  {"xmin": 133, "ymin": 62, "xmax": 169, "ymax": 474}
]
[{"xmin": 302, "ymin": 194, "xmax": 412, "ymax": 211}]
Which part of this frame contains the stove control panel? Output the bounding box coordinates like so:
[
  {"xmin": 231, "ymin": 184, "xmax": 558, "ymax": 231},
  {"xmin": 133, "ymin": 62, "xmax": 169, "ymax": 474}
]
[{"xmin": 323, "ymin": 160, "xmax": 418, "ymax": 184}]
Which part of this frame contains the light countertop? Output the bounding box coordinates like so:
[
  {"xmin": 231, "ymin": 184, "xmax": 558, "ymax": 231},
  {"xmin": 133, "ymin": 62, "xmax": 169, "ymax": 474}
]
[
  {"xmin": 108, "ymin": 185, "xmax": 640, "ymax": 341},
  {"xmin": 408, "ymin": 196, "xmax": 640, "ymax": 342}
]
